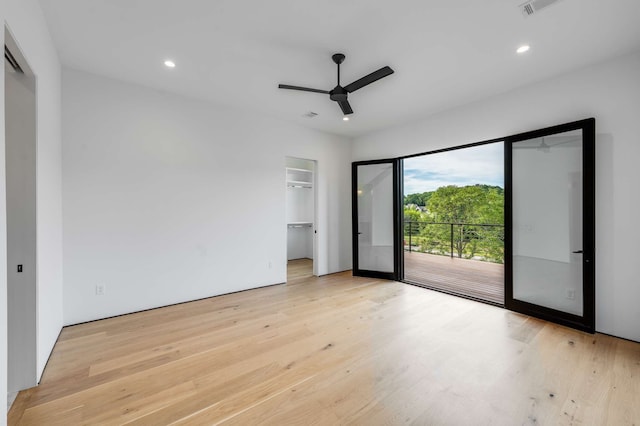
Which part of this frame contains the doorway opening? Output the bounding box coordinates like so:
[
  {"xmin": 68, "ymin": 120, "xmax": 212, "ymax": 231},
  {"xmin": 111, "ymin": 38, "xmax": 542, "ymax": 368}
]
[
  {"xmin": 402, "ymin": 142, "xmax": 505, "ymax": 305},
  {"xmin": 285, "ymin": 157, "xmax": 316, "ymax": 282},
  {"xmin": 5, "ymin": 28, "xmax": 38, "ymax": 408}
]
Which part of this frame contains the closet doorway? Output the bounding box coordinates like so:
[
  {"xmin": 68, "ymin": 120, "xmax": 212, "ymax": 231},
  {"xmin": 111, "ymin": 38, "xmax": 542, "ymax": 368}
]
[
  {"xmin": 285, "ymin": 157, "xmax": 317, "ymax": 282},
  {"xmin": 5, "ymin": 28, "xmax": 39, "ymax": 403}
]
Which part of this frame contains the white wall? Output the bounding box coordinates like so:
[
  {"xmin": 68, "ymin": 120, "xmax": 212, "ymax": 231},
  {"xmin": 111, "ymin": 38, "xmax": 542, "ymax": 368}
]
[
  {"xmin": 286, "ymin": 226, "xmax": 313, "ymax": 260},
  {"xmin": 62, "ymin": 68, "xmax": 352, "ymax": 325},
  {"xmin": 353, "ymin": 51, "xmax": 640, "ymax": 342},
  {"xmin": 0, "ymin": 1, "xmax": 8, "ymax": 418},
  {"xmin": 5, "ymin": 61, "xmax": 37, "ymax": 392},
  {"xmin": 2, "ymin": 0, "xmax": 64, "ymax": 392}
]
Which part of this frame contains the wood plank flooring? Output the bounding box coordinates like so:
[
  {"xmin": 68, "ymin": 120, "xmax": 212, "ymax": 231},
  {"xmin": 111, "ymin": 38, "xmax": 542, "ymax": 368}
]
[
  {"xmin": 8, "ymin": 272, "xmax": 640, "ymax": 425},
  {"xmin": 404, "ymin": 251, "xmax": 504, "ymax": 304},
  {"xmin": 287, "ymin": 258, "xmax": 313, "ymax": 282}
]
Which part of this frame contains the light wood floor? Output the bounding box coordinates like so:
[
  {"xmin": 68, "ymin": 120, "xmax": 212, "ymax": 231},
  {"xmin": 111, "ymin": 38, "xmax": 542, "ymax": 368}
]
[
  {"xmin": 287, "ymin": 258, "xmax": 313, "ymax": 282},
  {"xmin": 404, "ymin": 251, "xmax": 504, "ymax": 304},
  {"xmin": 9, "ymin": 272, "xmax": 640, "ymax": 425}
]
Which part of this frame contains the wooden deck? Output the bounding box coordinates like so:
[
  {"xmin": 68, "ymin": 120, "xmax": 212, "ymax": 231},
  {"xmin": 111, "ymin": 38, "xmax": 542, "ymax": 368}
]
[{"xmin": 404, "ymin": 251, "xmax": 504, "ymax": 304}]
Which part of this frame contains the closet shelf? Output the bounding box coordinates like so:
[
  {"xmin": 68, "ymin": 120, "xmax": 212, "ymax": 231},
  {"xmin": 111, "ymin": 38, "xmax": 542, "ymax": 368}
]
[
  {"xmin": 287, "ymin": 181, "xmax": 313, "ymax": 188},
  {"xmin": 286, "ymin": 167, "xmax": 313, "ymax": 187},
  {"xmin": 287, "ymin": 222, "xmax": 313, "ymax": 228}
]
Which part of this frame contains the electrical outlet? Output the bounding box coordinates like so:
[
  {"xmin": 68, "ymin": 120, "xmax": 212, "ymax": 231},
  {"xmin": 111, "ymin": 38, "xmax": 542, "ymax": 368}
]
[
  {"xmin": 566, "ymin": 289, "xmax": 575, "ymax": 300},
  {"xmin": 96, "ymin": 284, "xmax": 106, "ymax": 296}
]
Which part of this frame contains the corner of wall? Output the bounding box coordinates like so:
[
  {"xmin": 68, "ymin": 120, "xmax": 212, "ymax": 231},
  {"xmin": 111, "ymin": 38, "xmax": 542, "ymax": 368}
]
[{"xmin": 1, "ymin": 2, "xmax": 10, "ymax": 418}]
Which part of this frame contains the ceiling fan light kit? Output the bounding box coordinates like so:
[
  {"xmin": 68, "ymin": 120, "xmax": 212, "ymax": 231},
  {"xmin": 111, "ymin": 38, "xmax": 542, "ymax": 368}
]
[{"xmin": 278, "ymin": 53, "xmax": 394, "ymax": 116}]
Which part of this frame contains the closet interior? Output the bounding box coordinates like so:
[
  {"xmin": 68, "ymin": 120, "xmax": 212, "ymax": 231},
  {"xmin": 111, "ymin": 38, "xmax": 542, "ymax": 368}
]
[{"xmin": 285, "ymin": 157, "xmax": 315, "ymax": 279}]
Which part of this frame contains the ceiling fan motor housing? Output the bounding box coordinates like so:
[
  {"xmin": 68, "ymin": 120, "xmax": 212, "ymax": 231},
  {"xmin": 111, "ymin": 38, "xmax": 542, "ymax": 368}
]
[{"xmin": 330, "ymin": 86, "xmax": 348, "ymax": 102}]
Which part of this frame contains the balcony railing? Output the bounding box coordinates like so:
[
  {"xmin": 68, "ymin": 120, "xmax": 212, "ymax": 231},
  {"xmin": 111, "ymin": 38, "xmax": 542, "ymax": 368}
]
[{"xmin": 404, "ymin": 221, "xmax": 504, "ymax": 263}]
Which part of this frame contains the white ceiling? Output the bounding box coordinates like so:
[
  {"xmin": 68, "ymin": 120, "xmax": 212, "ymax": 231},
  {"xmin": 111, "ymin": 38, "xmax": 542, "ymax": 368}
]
[{"xmin": 38, "ymin": 0, "xmax": 640, "ymax": 138}]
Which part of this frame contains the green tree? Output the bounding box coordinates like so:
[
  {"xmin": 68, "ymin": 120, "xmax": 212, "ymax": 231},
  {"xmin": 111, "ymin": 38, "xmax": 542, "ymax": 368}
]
[
  {"xmin": 403, "ymin": 208, "xmax": 425, "ymax": 251},
  {"xmin": 428, "ymin": 185, "xmax": 485, "ymax": 223},
  {"xmin": 476, "ymin": 187, "xmax": 504, "ymax": 262},
  {"xmin": 420, "ymin": 185, "xmax": 504, "ymax": 260},
  {"xmin": 403, "ymin": 208, "xmax": 423, "ymax": 224},
  {"xmin": 404, "ymin": 191, "xmax": 433, "ymax": 207}
]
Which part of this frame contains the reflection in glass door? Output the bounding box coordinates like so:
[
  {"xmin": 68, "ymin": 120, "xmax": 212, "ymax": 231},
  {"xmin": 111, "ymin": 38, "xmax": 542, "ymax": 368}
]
[
  {"xmin": 506, "ymin": 119, "xmax": 595, "ymax": 332},
  {"xmin": 352, "ymin": 160, "xmax": 400, "ymax": 280}
]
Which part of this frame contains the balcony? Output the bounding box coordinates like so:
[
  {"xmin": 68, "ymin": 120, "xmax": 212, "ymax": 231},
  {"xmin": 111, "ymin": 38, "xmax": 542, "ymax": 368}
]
[{"xmin": 404, "ymin": 221, "xmax": 504, "ymax": 304}]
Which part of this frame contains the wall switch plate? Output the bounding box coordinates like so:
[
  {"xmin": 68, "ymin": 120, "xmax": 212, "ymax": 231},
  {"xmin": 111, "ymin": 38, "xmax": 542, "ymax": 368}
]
[
  {"xmin": 566, "ymin": 289, "xmax": 575, "ymax": 300},
  {"xmin": 96, "ymin": 284, "xmax": 106, "ymax": 296},
  {"xmin": 17, "ymin": 264, "xmax": 23, "ymax": 273}
]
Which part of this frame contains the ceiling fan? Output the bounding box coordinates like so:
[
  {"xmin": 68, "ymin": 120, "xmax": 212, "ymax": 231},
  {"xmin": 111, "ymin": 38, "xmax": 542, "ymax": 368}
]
[{"xmin": 278, "ymin": 53, "xmax": 394, "ymax": 116}]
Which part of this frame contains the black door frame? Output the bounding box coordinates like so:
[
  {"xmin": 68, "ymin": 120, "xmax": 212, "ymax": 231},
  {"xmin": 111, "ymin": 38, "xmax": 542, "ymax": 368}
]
[
  {"xmin": 351, "ymin": 118, "xmax": 595, "ymax": 333},
  {"xmin": 352, "ymin": 159, "xmax": 403, "ymax": 280},
  {"xmin": 504, "ymin": 118, "xmax": 596, "ymax": 333}
]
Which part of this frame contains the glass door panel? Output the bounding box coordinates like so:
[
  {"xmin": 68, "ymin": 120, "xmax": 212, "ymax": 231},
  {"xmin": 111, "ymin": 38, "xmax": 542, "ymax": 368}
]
[
  {"xmin": 512, "ymin": 130, "xmax": 583, "ymax": 314},
  {"xmin": 352, "ymin": 160, "xmax": 399, "ymax": 279},
  {"xmin": 506, "ymin": 119, "xmax": 595, "ymax": 332}
]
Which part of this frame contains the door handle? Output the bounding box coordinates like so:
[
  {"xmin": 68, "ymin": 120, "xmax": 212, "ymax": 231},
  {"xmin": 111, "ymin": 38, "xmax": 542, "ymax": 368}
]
[
  {"xmin": 572, "ymin": 250, "xmax": 583, "ymax": 254},
  {"xmin": 358, "ymin": 232, "xmax": 363, "ymax": 235}
]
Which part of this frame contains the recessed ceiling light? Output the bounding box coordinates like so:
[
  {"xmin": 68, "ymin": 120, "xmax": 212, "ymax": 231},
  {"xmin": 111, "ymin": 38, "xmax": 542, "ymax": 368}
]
[
  {"xmin": 164, "ymin": 60, "xmax": 176, "ymax": 68},
  {"xmin": 516, "ymin": 45, "xmax": 530, "ymax": 54},
  {"xmin": 343, "ymin": 116, "xmax": 350, "ymax": 121}
]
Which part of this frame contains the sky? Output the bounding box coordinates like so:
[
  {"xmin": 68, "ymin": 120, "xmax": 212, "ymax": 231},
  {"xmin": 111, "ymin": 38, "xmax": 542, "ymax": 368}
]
[{"xmin": 403, "ymin": 142, "xmax": 504, "ymax": 195}]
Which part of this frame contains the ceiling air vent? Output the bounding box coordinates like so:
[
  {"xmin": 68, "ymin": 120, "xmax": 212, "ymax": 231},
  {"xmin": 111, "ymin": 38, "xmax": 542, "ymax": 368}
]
[{"xmin": 519, "ymin": 0, "xmax": 562, "ymax": 17}]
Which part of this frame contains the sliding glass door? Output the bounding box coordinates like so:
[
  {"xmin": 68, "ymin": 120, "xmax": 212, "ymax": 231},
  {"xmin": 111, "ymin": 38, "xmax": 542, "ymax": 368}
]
[
  {"xmin": 351, "ymin": 118, "xmax": 595, "ymax": 333},
  {"xmin": 505, "ymin": 118, "xmax": 595, "ymax": 332},
  {"xmin": 352, "ymin": 160, "xmax": 401, "ymax": 280}
]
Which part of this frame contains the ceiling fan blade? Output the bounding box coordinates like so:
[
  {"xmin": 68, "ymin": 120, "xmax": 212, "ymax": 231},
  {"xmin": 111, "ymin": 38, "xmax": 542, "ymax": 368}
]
[
  {"xmin": 338, "ymin": 100, "xmax": 353, "ymax": 115},
  {"xmin": 547, "ymin": 136, "xmax": 582, "ymax": 147},
  {"xmin": 344, "ymin": 66, "xmax": 394, "ymax": 93},
  {"xmin": 278, "ymin": 84, "xmax": 329, "ymax": 94}
]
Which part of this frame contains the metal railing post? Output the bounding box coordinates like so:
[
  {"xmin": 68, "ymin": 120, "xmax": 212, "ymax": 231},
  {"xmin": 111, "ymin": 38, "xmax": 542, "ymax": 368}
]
[
  {"xmin": 450, "ymin": 223, "xmax": 454, "ymax": 258},
  {"xmin": 409, "ymin": 222, "xmax": 412, "ymax": 252}
]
